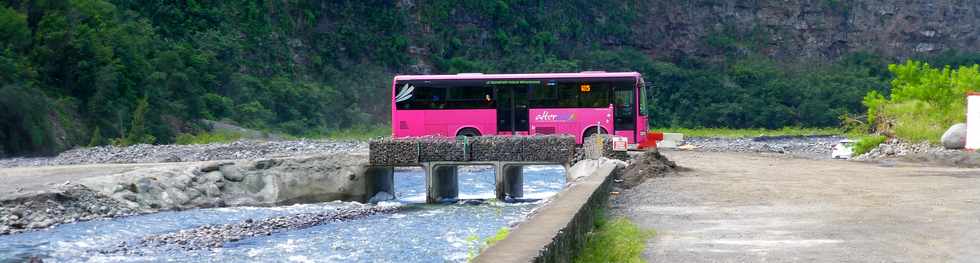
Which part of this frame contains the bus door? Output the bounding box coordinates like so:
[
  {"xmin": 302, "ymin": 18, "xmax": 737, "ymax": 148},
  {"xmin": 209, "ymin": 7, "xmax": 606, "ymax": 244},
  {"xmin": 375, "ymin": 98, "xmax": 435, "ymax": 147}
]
[
  {"xmin": 613, "ymin": 85, "xmax": 636, "ymax": 140},
  {"xmin": 494, "ymin": 84, "xmax": 530, "ymax": 134}
]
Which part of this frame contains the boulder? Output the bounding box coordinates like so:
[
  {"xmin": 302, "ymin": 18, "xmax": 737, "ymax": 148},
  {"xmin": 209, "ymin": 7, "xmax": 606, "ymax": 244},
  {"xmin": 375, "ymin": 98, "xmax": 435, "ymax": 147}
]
[{"xmin": 942, "ymin": 123, "xmax": 967, "ymax": 149}]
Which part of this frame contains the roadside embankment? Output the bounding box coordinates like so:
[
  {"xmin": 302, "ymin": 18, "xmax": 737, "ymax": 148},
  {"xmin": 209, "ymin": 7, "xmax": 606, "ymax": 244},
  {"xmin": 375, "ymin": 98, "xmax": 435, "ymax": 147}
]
[
  {"xmin": 0, "ymin": 153, "xmax": 375, "ymax": 235},
  {"xmin": 473, "ymin": 158, "xmax": 621, "ymax": 262}
]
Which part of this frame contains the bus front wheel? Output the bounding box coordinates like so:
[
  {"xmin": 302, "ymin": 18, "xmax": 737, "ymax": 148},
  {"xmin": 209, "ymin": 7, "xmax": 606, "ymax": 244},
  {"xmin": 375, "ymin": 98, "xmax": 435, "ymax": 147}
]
[{"xmin": 457, "ymin": 128, "xmax": 481, "ymax": 137}]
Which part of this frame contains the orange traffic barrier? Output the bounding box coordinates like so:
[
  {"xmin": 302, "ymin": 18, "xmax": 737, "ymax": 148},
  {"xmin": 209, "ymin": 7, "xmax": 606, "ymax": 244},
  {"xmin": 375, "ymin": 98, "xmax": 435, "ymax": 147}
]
[{"xmin": 639, "ymin": 131, "xmax": 663, "ymax": 149}]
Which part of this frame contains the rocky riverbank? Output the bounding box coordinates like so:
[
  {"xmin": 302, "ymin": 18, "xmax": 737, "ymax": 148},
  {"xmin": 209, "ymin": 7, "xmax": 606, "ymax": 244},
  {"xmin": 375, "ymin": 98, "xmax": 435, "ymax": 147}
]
[
  {"xmin": 0, "ymin": 153, "xmax": 377, "ymax": 234},
  {"xmin": 105, "ymin": 205, "xmax": 398, "ymax": 253},
  {"xmin": 0, "ymin": 184, "xmax": 136, "ymax": 235},
  {"xmin": 855, "ymin": 139, "xmax": 980, "ymax": 168},
  {"xmin": 0, "ymin": 140, "xmax": 365, "ymax": 168},
  {"xmin": 679, "ymin": 135, "xmax": 844, "ymax": 159}
]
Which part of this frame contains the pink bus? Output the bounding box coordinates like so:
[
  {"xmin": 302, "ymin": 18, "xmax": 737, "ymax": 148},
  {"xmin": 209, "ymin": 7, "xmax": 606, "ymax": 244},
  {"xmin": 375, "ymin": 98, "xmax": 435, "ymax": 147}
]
[{"xmin": 391, "ymin": 72, "xmax": 648, "ymax": 145}]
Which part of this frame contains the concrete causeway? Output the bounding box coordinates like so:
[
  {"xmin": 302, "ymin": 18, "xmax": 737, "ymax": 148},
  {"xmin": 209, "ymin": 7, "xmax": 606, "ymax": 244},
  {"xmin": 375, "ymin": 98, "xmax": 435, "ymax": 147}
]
[{"xmin": 474, "ymin": 158, "xmax": 621, "ymax": 262}]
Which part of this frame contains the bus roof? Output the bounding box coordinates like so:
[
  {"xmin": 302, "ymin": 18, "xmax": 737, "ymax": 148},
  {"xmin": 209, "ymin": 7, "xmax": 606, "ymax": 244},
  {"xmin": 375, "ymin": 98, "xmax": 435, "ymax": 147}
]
[{"xmin": 394, "ymin": 71, "xmax": 641, "ymax": 81}]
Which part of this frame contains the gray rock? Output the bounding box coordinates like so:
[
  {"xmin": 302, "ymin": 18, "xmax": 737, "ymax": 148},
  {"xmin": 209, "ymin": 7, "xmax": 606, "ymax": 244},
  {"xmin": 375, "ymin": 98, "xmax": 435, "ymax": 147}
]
[
  {"xmin": 942, "ymin": 123, "xmax": 967, "ymax": 150},
  {"xmin": 220, "ymin": 166, "xmax": 245, "ymax": 182},
  {"xmin": 368, "ymin": 191, "xmax": 396, "ymax": 203}
]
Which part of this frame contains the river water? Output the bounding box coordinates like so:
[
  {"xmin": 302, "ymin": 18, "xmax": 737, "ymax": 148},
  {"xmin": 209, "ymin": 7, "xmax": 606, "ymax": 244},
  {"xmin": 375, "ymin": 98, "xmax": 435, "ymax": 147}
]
[{"xmin": 0, "ymin": 166, "xmax": 566, "ymax": 262}]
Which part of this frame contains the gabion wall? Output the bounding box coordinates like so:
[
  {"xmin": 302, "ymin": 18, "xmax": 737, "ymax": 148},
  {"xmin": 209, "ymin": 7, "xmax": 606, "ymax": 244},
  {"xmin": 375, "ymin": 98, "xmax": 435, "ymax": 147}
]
[
  {"xmin": 369, "ymin": 135, "xmax": 575, "ymax": 165},
  {"xmin": 581, "ymin": 134, "xmax": 630, "ymax": 161}
]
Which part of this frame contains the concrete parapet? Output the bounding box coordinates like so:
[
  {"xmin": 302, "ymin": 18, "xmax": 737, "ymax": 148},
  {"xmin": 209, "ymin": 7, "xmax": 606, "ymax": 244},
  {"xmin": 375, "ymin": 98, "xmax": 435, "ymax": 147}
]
[{"xmin": 473, "ymin": 159, "xmax": 620, "ymax": 263}]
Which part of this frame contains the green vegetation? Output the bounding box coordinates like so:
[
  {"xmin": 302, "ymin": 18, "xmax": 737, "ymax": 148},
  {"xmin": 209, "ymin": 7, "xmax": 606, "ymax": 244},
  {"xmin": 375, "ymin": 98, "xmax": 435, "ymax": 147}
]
[
  {"xmin": 175, "ymin": 131, "xmax": 244, "ymax": 145},
  {"xmin": 467, "ymin": 227, "xmax": 510, "ymax": 261},
  {"xmin": 3, "ymin": 1, "xmax": 980, "ymax": 157},
  {"xmin": 646, "ymin": 53, "xmax": 890, "ymax": 129},
  {"xmin": 862, "ymin": 61, "xmax": 979, "ymax": 143},
  {"xmin": 655, "ymin": 127, "xmax": 844, "ymax": 138},
  {"xmin": 852, "ymin": 135, "xmax": 887, "ymax": 156},
  {"xmin": 575, "ymin": 216, "xmax": 654, "ymax": 263}
]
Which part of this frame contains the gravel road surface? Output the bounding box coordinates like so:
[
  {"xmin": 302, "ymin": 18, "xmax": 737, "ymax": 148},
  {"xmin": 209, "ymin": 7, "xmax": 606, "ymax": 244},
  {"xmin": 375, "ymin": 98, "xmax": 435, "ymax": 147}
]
[{"xmin": 612, "ymin": 150, "xmax": 980, "ymax": 262}]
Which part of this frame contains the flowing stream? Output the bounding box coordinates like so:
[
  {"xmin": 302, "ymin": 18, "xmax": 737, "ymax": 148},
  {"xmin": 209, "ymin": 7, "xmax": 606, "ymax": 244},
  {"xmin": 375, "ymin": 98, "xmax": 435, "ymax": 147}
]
[{"xmin": 0, "ymin": 165, "xmax": 565, "ymax": 262}]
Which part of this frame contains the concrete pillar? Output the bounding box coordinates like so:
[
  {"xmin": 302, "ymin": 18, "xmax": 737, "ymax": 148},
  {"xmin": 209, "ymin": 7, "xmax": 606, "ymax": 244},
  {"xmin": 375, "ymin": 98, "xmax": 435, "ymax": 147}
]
[
  {"xmin": 426, "ymin": 164, "xmax": 459, "ymax": 203},
  {"xmin": 505, "ymin": 165, "xmax": 523, "ymax": 199},
  {"xmin": 495, "ymin": 164, "xmax": 523, "ymax": 201},
  {"xmin": 495, "ymin": 163, "xmax": 506, "ymax": 201},
  {"xmin": 365, "ymin": 166, "xmax": 395, "ymax": 203}
]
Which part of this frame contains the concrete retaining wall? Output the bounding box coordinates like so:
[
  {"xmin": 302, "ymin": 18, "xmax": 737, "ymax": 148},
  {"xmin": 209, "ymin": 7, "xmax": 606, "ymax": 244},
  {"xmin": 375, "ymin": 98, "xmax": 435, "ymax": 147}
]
[
  {"xmin": 473, "ymin": 158, "xmax": 620, "ymax": 263},
  {"xmin": 1, "ymin": 153, "xmax": 383, "ymax": 234},
  {"xmin": 77, "ymin": 153, "xmax": 377, "ymax": 211}
]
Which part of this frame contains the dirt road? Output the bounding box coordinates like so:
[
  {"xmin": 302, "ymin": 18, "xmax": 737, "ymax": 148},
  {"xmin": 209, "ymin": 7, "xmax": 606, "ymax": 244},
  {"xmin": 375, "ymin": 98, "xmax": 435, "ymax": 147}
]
[{"xmin": 612, "ymin": 151, "xmax": 980, "ymax": 262}]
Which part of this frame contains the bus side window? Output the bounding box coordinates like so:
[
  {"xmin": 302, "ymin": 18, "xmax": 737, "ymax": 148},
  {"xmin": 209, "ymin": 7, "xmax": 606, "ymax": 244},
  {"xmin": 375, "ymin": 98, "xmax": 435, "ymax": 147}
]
[
  {"xmin": 414, "ymin": 86, "xmax": 446, "ymax": 109},
  {"xmin": 530, "ymin": 83, "xmax": 557, "ymax": 107},
  {"xmin": 580, "ymin": 82, "xmax": 610, "ymax": 107},
  {"xmin": 447, "ymin": 86, "xmax": 493, "ymax": 109},
  {"xmin": 557, "ymin": 81, "xmax": 579, "ymax": 108}
]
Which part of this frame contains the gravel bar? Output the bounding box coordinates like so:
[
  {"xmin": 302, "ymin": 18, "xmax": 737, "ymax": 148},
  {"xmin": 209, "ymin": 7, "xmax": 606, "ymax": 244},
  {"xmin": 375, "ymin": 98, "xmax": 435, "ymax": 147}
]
[
  {"xmin": 0, "ymin": 140, "xmax": 366, "ymax": 168},
  {"xmin": 680, "ymin": 135, "xmax": 845, "ymax": 159},
  {"xmin": 106, "ymin": 205, "xmax": 398, "ymax": 253}
]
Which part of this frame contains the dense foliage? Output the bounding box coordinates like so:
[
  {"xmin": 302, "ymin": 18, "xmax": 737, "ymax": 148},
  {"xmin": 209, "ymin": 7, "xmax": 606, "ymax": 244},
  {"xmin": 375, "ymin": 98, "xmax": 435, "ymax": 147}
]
[
  {"xmin": 1, "ymin": 0, "xmax": 978, "ymax": 156},
  {"xmin": 0, "ymin": 0, "xmax": 395, "ymax": 155},
  {"xmin": 863, "ymin": 60, "xmax": 980, "ymax": 142}
]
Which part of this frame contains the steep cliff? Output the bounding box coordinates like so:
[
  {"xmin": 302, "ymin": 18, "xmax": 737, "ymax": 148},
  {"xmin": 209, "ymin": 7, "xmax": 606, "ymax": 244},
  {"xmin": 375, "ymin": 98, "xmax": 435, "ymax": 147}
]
[{"xmin": 631, "ymin": 0, "xmax": 980, "ymax": 60}]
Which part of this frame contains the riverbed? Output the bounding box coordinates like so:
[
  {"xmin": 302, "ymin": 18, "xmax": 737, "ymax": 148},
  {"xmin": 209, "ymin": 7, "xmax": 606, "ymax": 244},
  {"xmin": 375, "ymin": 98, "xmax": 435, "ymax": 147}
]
[{"xmin": 0, "ymin": 165, "xmax": 565, "ymax": 262}]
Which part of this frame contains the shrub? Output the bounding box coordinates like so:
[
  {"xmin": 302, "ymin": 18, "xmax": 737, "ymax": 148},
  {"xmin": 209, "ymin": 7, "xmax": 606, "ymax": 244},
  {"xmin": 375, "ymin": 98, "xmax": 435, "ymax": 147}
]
[
  {"xmin": 863, "ymin": 60, "xmax": 979, "ymax": 143},
  {"xmin": 117, "ymin": 97, "xmax": 156, "ymax": 146},
  {"xmin": 852, "ymin": 135, "xmax": 887, "ymax": 156}
]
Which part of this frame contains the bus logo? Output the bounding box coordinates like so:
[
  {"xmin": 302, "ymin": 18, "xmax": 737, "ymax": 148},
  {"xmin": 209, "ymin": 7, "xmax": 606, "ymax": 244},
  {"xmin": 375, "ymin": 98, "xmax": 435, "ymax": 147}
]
[
  {"xmin": 534, "ymin": 111, "xmax": 575, "ymax": 122},
  {"xmin": 395, "ymin": 84, "xmax": 414, "ymax": 102}
]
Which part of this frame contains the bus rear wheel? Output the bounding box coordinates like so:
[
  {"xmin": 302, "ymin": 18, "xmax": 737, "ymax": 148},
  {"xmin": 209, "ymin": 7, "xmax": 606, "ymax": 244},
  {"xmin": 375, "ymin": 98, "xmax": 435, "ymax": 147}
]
[
  {"xmin": 583, "ymin": 126, "xmax": 608, "ymax": 140},
  {"xmin": 457, "ymin": 128, "xmax": 481, "ymax": 138}
]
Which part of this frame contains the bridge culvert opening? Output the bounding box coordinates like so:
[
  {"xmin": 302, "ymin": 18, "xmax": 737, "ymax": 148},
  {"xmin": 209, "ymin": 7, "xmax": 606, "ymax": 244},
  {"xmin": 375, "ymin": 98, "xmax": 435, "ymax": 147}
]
[{"xmin": 503, "ymin": 165, "xmax": 566, "ymax": 202}]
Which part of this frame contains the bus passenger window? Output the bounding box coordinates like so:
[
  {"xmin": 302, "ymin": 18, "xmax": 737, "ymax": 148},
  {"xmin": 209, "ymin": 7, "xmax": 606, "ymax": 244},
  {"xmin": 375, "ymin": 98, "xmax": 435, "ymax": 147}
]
[
  {"xmin": 530, "ymin": 83, "xmax": 557, "ymax": 108},
  {"xmin": 558, "ymin": 82, "xmax": 579, "ymax": 108},
  {"xmin": 579, "ymin": 83, "xmax": 609, "ymax": 107}
]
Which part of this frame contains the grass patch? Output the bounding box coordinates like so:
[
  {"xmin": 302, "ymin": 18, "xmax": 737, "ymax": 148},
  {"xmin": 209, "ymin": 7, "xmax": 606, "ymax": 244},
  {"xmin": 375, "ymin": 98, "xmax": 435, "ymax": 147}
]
[
  {"xmin": 175, "ymin": 131, "xmax": 243, "ymax": 145},
  {"xmin": 652, "ymin": 127, "xmax": 844, "ymax": 138},
  {"xmin": 852, "ymin": 135, "xmax": 887, "ymax": 156},
  {"xmin": 574, "ymin": 214, "xmax": 654, "ymax": 263},
  {"xmin": 467, "ymin": 227, "xmax": 510, "ymax": 260}
]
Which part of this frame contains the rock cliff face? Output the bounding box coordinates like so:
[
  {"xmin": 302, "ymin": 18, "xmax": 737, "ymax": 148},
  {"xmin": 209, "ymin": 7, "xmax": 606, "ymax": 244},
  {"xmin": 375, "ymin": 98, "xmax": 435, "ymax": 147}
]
[{"xmin": 632, "ymin": 0, "xmax": 980, "ymax": 60}]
